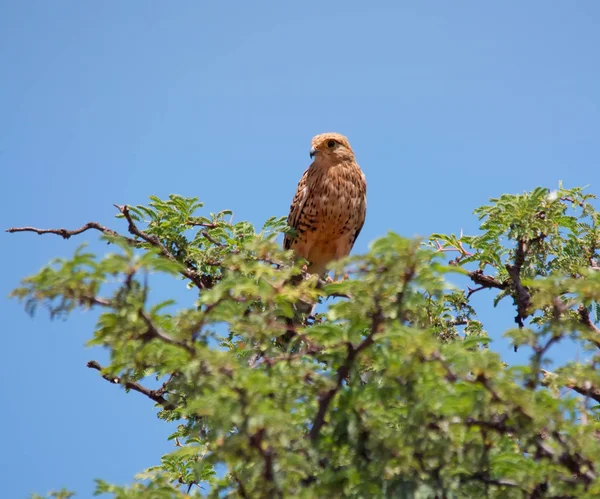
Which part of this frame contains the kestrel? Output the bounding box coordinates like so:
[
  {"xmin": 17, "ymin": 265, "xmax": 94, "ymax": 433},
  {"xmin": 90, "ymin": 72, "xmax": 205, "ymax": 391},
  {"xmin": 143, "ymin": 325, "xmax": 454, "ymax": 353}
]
[{"xmin": 284, "ymin": 133, "xmax": 367, "ymax": 278}]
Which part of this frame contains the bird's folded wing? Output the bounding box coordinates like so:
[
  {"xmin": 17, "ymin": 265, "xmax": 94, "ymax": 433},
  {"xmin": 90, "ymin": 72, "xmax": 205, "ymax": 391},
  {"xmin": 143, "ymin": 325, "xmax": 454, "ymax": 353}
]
[{"xmin": 284, "ymin": 168, "xmax": 309, "ymax": 250}]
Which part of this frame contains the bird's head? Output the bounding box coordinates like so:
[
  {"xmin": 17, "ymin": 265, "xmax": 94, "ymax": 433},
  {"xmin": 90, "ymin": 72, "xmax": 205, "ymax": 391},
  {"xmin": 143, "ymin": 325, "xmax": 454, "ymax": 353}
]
[{"xmin": 309, "ymin": 133, "xmax": 355, "ymax": 164}]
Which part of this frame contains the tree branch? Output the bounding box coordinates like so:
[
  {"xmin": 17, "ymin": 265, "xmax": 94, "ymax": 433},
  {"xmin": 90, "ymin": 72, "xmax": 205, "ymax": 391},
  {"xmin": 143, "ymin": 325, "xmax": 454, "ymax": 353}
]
[
  {"xmin": 6, "ymin": 222, "xmax": 139, "ymax": 246},
  {"xmin": 138, "ymin": 309, "xmax": 196, "ymax": 356},
  {"xmin": 86, "ymin": 360, "xmax": 176, "ymax": 410},
  {"xmin": 76, "ymin": 294, "xmax": 112, "ymax": 308},
  {"xmin": 7, "ymin": 206, "xmax": 212, "ymax": 290},
  {"xmin": 467, "ymin": 269, "xmax": 507, "ymax": 291},
  {"xmin": 248, "ymin": 428, "xmax": 275, "ymax": 484},
  {"xmin": 578, "ymin": 305, "xmax": 600, "ymax": 349},
  {"xmin": 548, "ymin": 430, "xmax": 595, "ymax": 486},
  {"xmin": 464, "ymin": 472, "xmax": 520, "ymax": 490},
  {"xmin": 201, "ymin": 230, "xmax": 225, "ymax": 247},
  {"xmin": 308, "ymin": 257, "xmax": 417, "ymax": 441},
  {"xmin": 505, "ymin": 238, "xmax": 532, "ymax": 328},
  {"xmin": 541, "ymin": 369, "xmax": 600, "ymax": 404},
  {"xmin": 309, "ymin": 304, "xmax": 384, "ymax": 441},
  {"xmin": 115, "ymin": 204, "xmax": 208, "ymax": 289},
  {"xmin": 232, "ymin": 473, "xmax": 250, "ymax": 499},
  {"xmin": 528, "ymin": 328, "xmax": 562, "ymax": 389},
  {"xmin": 425, "ymin": 353, "xmax": 597, "ymax": 485}
]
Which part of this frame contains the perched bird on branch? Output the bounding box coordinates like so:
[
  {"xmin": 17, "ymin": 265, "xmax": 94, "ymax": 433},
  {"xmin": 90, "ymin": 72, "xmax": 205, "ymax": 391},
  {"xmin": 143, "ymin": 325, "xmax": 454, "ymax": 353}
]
[{"xmin": 284, "ymin": 133, "xmax": 367, "ymax": 321}]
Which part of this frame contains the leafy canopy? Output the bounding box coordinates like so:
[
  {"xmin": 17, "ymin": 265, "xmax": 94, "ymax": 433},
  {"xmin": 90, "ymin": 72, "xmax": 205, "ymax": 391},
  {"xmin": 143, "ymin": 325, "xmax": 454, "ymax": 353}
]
[{"xmin": 11, "ymin": 184, "xmax": 600, "ymax": 498}]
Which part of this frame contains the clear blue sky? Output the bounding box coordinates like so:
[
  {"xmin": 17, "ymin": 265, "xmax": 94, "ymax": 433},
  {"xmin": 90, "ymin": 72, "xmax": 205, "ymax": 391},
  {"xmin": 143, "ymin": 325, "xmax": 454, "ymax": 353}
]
[{"xmin": 1, "ymin": 1, "xmax": 599, "ymax": 497}]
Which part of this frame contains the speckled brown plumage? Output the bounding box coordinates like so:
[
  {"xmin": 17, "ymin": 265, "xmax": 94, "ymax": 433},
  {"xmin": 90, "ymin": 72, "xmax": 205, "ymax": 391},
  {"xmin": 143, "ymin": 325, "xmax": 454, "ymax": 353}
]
[{"xmin": 284, "ymin": 133, "xmax": 367, "ymax": 276}]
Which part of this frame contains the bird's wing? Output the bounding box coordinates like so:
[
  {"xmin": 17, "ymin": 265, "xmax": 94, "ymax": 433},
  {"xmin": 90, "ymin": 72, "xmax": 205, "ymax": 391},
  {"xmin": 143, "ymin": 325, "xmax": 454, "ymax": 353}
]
[
  {"xmin": 352, "ymin": 212, "xmax": 366, "ymax": 246},
  {"xmin": 284, "ymin": 169, "xmax": 310, "ymax": 250},
  {"xmin": 351, "ymin": 179, "xmax": 367, "ymax": 247}
]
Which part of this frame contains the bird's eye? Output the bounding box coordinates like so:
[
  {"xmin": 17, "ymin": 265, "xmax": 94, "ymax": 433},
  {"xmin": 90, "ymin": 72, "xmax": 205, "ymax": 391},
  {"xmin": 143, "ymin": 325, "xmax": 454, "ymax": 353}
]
[{"xmin": 327, "ymin": 140, "xmax": 336, "ymax": 148}]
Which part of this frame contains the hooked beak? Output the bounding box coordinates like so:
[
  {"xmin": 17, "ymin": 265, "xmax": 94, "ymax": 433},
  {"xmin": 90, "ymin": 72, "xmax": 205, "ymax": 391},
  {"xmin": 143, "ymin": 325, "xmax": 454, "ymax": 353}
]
[{"xmin": 309, "ymin": 146, "xmax": 318, "ymax": 159}]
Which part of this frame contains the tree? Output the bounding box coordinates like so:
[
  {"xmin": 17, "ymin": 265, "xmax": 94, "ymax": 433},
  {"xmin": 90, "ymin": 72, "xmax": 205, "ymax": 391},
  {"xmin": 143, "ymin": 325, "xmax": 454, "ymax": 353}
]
[{"xmin": 9, "ymin": 185, "xmax": 600, "ymax": 498}]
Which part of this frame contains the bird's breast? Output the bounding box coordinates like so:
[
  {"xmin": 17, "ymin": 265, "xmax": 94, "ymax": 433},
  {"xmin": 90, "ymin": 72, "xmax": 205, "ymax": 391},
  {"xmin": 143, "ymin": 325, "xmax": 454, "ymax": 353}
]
[{"xmin": 301, "ymin": 163, "xmax": 366, "ymax": 240}]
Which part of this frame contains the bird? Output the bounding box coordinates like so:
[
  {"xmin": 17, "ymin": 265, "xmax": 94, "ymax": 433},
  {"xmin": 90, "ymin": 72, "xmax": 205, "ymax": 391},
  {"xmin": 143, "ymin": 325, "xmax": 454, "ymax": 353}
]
[{"xmin": 284, "ymin": 132, "xmax": 367, "ymax": 282}]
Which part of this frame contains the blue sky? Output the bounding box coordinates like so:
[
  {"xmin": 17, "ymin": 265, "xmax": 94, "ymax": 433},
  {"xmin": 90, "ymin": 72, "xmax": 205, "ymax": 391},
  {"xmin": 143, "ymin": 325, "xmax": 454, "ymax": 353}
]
[{"xmin": 1, "ymin": 1, "xmax": 599, "ymax": 497}]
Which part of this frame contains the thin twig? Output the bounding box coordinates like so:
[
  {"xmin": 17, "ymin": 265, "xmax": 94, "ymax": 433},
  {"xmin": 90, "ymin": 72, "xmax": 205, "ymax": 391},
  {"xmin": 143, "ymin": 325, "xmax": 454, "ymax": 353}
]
[
  {"xmin": 201, "ymin": 230, "xmax": 225, "ymax": 247},
  {"xmin": 560, "ymin": 196, "xmax": 585, "ymax": 208},
  {"xmin": 186, "ymin": 221, "xmax": 219, "ymax": 229},
  {"xmin": 86, "ymin": 360, "xmax": 176, "ymax": 410},
  {"xmin": 76, "ymin": 294, "xmax": 112, "ymax": 308},
  {"xmin": 528, "ymin": 331, "xmax": 561, "ymax": 389},
  {"xmin": 6, "ymin": 222, "xmax": 139, "ymax": 246},
  {"xmin": 466, "ymin": 285, "xmax": 486, "ymax": 298}
]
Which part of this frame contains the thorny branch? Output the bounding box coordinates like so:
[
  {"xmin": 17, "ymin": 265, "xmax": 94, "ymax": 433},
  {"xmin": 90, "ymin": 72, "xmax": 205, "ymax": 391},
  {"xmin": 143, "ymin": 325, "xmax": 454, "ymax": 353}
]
[
  {"xmin": 433, "ymin": 240, "xmax": 506, "ymax": 291},
  {"xmin": 433, "ymin": 237, "xmax": 472, "ymax": 260},
  {"xmin": 434, "ymin": 239, "xmax": 508, "ymax": 293},
  {"xmin": 86, "ymin": 360, "xmax": 177, "ymax": 410},
  {"xmin": 6, "ymin": 222, "xmax": 139, "ymax": 246},
  {"xmin": 437, "ymin": 232, "xmax": 556, "ymax": 335}
]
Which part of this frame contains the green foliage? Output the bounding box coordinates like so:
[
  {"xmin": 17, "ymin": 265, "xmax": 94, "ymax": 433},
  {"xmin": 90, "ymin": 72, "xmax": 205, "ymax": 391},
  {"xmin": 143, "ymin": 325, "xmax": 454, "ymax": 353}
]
[
  {"xmin": 31, "ymin": 489, "xmax": 75, "ymax": 499},
  {"xmin": 13, "ymin": 185, "xmax": 600, "ymax": 498}
]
